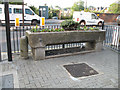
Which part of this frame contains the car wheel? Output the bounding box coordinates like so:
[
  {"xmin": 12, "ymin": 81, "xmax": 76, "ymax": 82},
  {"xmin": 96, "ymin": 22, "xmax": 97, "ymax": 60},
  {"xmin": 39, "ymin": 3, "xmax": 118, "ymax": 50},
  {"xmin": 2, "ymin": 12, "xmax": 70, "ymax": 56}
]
[
  {"xmin": 80, "ymin": 21, "xmax": 85, "ymax": 25},
  {"xmin": 32, "ymin": 20, "xmax": 38, "ymax": 25},
  {"xmin": 98, "ymin": 22, "xmax": 102, "ymax": 26}
]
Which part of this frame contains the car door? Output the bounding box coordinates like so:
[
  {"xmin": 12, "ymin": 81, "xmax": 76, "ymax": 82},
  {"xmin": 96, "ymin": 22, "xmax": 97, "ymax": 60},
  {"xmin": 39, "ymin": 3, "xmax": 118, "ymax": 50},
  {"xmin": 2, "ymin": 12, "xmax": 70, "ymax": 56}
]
[
  {"xmin": 91, "ymin": 14, "xmax": 99, "ymax": 25},
  {"xmin": 24, "ymin": 8, "xmax": 35, "ymax": 23},
  {"xmin": 12, "ymin": 8, "xmax": 23, "ymax": 24}
]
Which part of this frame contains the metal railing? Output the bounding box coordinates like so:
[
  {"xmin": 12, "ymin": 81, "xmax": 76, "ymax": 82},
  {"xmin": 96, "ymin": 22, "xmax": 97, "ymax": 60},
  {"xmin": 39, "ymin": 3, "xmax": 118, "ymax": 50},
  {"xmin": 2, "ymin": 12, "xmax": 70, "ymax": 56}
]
[
  {"xmin": 1, "ymin": 24, "xmax": 119, "ymax": 61},
  {"xmin": 45, "ymin": 42, "xmax": 86, "ymax": 56},
  {"xmin": 104, "ymin": 25, "xmax": 120, "ymax": 52},
  {"xmin": 10, "ymin": 24, "xmax": 61, "ymax": 53},
  {"xmin": 9, "ymin": 25, "xmax": 120, "ymax": 54}
]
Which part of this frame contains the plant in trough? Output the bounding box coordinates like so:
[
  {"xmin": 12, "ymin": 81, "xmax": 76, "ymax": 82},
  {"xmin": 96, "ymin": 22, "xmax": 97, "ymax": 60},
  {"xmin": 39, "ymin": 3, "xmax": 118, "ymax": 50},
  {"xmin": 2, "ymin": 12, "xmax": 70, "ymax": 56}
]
[
  {"xmin": 60, "ymin": 19, "xmax": 78, "ymax": 30},
  {"xmin": 31, "ymin": 28, "xmax": 65, "ymax": 32},
  {"xmin": 31, "ymin": 25, "xmax": 38, "ymax": 32}
]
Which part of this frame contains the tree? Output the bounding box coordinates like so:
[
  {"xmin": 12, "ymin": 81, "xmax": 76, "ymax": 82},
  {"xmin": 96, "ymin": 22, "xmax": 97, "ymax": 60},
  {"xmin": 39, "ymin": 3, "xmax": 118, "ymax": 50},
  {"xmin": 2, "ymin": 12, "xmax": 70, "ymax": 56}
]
[
  {"xmin": 55, "ymin": 6, "xmax": 61, "ymax": 10},
  {"xmin": 0, "ymin": 1, "xmax": 23, "ymax": 4},
  {"xmin": 71, "ymin": 0, "xmax": 84, "ymax": 11},
  {"xmin": 108, "ymin": 1, "xmax": 120, "ymax": 13},
  {"xmin": 88, "ymin": 6, "xmax": 95, "ymax": 10}
]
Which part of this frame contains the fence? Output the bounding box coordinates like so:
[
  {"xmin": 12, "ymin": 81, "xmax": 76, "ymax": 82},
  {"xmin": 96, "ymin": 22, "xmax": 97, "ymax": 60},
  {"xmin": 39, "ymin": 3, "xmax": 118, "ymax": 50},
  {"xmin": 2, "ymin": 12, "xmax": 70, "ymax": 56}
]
[
  {"xmin": 45, "ymin": 42, "xmax": 86, "ymax": 56},
  {"xmin": 10, "ymin": 24, "xmax": 61, "ymax": 54},
  {"xmin": 10, "ymin": 25, "xmax": 120, "ymax": 54},
  {"xmin": 104, "ymin": 25, "xmax": 120, "ymax": 52},
  {"xmin": 1, "ymin": 25, "xmax": 119, "ymax": 61},
  {"xmin": 10, "ymin": 25, "xmax": 104, "ymax": 54}
]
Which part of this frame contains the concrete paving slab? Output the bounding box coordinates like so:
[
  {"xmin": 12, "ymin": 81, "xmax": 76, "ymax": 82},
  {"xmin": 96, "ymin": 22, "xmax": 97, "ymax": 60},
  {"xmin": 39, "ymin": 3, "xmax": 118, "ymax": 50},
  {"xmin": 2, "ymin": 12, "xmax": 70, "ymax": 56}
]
[{"xmin": 0, "ymin": 47, "xmax": 119, "ymax": 88}]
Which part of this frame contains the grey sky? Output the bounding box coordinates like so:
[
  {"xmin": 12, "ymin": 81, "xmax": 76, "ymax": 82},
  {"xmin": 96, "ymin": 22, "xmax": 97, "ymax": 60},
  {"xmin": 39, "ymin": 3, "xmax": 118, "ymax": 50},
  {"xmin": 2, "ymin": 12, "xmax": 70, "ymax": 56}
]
[{"xmin": 24, "ymin": 0, "xmax": 117, "ymax": 8}]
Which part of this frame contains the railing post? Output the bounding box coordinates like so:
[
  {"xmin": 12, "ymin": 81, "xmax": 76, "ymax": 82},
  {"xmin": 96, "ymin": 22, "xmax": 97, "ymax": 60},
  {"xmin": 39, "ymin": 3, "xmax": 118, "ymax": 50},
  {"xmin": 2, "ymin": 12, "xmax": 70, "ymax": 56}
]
[
  {"xmin": 0, "ymin": 20, "xmax": 1, "ymax": 62},
  {"xmin": 62, "ymin": 44, "xmax": 65, "ymax": 49},
  {"xmin": 0, "ymin": 43, "xmax": 1, "ymax": 62},
  {"xmin": 4, "ymin": 2, "xmax": 12, "ymax": 61},
  {"xmin": 102, "ymin": 22, "xmax": 104, "ymax": 30}
]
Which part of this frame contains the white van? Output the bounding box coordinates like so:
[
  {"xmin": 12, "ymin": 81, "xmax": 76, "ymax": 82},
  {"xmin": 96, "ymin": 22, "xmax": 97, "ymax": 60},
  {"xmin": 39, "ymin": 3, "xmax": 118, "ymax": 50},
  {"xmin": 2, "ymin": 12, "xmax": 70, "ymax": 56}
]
[
  {"xmin": 73, "ymin": 11, "xmax": 104, "ymax": 26},
  {"xmin": 0, "ymin": 4, "xmax": 40, "ymax": 25}
]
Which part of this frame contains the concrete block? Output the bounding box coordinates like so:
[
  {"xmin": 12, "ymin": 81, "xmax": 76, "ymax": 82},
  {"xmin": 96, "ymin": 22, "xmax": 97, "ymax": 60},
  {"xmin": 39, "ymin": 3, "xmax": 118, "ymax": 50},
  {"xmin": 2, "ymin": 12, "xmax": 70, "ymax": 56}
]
[{"xmin": 20, "ymin": 36, "xmax": 28, "ymax": 59}]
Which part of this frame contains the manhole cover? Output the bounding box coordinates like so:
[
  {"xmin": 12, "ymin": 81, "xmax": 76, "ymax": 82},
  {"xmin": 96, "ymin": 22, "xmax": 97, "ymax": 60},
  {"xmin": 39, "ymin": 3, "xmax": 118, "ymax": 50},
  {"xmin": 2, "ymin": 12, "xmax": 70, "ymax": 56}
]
[{"xmin": 64, "ymin": 63, "xmax": 98, "ymax": 78}]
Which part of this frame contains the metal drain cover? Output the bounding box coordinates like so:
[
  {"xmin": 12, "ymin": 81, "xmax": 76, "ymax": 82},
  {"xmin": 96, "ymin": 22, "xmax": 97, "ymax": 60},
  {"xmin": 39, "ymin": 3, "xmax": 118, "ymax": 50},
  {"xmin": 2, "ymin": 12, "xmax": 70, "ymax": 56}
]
[{"xmin": 64, "ymin": 63, "xmax": 98, "ymax": 78}]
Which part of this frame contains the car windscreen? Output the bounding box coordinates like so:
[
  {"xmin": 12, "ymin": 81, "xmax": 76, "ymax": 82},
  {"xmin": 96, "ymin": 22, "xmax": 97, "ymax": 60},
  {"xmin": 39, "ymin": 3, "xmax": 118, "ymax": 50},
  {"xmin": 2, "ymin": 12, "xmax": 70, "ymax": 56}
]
[{"xmin": 25, "ymin": 9, "xmax": 34, "ymax": 15}]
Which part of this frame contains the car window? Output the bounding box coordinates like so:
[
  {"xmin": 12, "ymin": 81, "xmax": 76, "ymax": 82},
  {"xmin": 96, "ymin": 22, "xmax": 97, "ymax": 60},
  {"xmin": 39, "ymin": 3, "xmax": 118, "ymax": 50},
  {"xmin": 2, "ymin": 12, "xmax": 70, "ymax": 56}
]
[
  {"xmin": 25, "ymin": 9, "xmax": 34, "ymax": 15},
  {"xmin": 14, "ymin": 8, "xmax": 22, "ymax": 14},
  {"xmin": 91, "ymin": 14, "xmax": 98, "ymax": 19},
  {"xmin": 91, "ymin": 14, "xmax": 96, "ymax": 19},
  {"xmin": 0, "ymin": 8, "xmax": 2, "ymax": 14},
  {"xmin": 9, "ymin": 8, "xmax": 12, "ymax": 14}
]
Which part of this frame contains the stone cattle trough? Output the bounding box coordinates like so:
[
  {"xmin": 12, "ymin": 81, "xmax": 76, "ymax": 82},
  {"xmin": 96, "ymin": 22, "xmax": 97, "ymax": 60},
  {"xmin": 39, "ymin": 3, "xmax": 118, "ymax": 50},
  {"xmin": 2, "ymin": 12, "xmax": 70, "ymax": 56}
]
[{"xmin": 21, "ymin": 30, "xmax": 106, "ymax": 60}]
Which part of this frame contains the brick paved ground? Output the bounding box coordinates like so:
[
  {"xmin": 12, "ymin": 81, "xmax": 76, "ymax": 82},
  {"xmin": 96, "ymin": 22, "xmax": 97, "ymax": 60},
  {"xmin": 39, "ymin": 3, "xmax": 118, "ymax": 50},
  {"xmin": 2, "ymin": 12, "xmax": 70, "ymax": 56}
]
[{"xmin": 0, "ymin": 48, "xmax": 119, "ymax": 88}]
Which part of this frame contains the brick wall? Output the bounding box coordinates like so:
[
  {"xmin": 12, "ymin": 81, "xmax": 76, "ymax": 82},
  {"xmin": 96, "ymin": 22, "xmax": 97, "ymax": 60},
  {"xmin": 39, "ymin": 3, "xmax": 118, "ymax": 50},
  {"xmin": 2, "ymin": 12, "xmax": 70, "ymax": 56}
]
[{"xmin": 95, "ymin": 13, "xmax": 120, "ymax": 22}]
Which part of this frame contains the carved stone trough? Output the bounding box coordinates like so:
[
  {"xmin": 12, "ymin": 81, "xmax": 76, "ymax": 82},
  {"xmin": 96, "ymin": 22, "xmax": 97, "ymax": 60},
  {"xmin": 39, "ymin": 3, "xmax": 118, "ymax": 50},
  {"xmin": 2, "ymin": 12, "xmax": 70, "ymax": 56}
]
[{"xmin": 22, "ymin": 30, "xmax": 106, "ymax": 60}]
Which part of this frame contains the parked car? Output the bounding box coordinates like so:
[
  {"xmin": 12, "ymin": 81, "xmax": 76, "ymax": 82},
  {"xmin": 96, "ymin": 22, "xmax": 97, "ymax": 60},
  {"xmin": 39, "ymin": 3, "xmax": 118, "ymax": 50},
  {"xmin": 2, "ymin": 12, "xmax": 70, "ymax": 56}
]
[
  {"xmin": 73, "ymin": 11, "xmax": 104, "ymax": 26},
  {"xmin": 0, "ymin": 4, "xmax": 40, "ymax": 25},
  {"xmin": 116, "ymin": 15, "xmax": 120, "ymax": 25}
]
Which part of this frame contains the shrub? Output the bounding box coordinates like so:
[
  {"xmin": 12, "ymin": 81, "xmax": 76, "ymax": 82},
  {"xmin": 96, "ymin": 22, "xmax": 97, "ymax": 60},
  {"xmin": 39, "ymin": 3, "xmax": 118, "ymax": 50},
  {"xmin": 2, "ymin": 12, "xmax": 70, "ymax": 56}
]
[
  {"xmin": 61, "ymin": 15, "xmax": 73, "ymax": 20},
  {"xmin": 60, "ymin": 19, "xmax": 79, "ymax": 30}
]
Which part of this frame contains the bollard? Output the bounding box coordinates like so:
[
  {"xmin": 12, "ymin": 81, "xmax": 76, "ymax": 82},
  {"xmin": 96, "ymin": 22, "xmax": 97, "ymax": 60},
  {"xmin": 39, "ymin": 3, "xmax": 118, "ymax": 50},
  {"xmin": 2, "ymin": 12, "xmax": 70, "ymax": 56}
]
[{"xmin": 20, "ymin": 36, "xmax": 28, "ymax": 59}]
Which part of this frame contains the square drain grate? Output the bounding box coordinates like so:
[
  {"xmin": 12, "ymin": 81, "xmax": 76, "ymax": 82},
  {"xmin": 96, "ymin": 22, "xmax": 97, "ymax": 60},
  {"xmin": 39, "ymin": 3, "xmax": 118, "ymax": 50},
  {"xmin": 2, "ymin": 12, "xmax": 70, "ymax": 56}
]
[{"xmin": 64, "ymin": 63, "xmax": 98, "ymax": 78}]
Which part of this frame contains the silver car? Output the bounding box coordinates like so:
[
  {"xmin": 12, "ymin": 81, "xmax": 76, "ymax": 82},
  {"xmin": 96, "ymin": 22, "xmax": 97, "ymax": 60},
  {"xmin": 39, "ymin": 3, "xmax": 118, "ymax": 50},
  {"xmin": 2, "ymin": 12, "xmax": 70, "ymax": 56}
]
[{"xmin": 116, "ymin": 15, "xmax": 120, "ymax": 25}]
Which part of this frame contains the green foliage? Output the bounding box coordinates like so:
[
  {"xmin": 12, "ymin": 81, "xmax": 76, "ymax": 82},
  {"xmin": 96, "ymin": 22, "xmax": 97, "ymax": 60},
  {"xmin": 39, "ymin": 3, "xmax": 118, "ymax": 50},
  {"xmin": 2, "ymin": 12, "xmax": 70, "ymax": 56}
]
[
  {"xmin": 31, "ymin": 27, "xmax": 65, "ymax": 32},
  {"xmin": 0, "ymin": 1, "xmax": 2, "ymax": 4},
  {"xmin": 61, "ymin": 15, "xmax": 73, "ymax": 20},
  {"xmin": 84, "ymin": 8, "xmax": 90, "ymax": 12},
  {"xmin": 71, "ymin": 0, "xmax": 84, "ymax": 11},
  {"xmin": 31, "ymin": 25, "xmax": 38, "ymax": 32},
  {"xmin": 29, "ymin": 5, "xmax": 39, "ymax": 15},
  {"xmin": 48, "ymin": 11, "xmax": 53, "ymax": 19},
  {"xmin": 48, "ymin": 9, "xmax": 60, "ymax": 19},
  {"xmin": 60, "ymin": 19, "xmax": 79, "ymax": 30},
  {"xmin": 108, "ymin": 1, "xmax": 120, "ymax": 14},
  {"xmin": 77, "ymin": 25, "xmax": 99, "ymax": 31}
]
